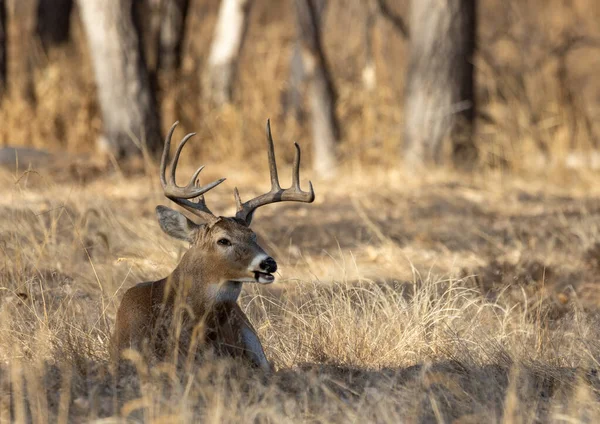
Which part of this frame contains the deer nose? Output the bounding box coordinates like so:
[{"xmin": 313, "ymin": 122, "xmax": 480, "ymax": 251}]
[{"xmin": 260, "ymin": 257, "xmax": 277, "ymax": 273}]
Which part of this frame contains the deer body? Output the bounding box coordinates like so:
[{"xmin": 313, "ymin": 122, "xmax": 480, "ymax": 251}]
[
  {"xmin": 112, "ymin": 121, "xmax": 314, "ymax": 371},
  {"xmin": 113, "ymin": 217, "xmax": 272, "ymax": 370}
]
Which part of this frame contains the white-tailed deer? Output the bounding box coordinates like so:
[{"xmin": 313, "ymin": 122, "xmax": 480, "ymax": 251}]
[{"xmin": 112, "ymin": 121, "xmax": 314, "ymax": 371}]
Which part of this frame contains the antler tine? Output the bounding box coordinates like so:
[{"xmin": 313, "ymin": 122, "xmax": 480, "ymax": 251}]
[
  {"xmin": 292, "ymin": 142, "xmax": 301, "ymax": 190},
  {"xmin": 189, "ymin": 165, "xmax": 205, "ymax": 188},
  {"xmin": 291, "ymin": 142, "xmax": 315, "ymax": 199},
  {"xmin": 159, "ymin": 122, "xmax": 225, "ymax": 222},
  {"xmin": 190, "ymin": 178, "xmax": 215, "ymax": 215},
  {"xmin": 170, "ymin": 132, "xmax": 196, "ymax": 185},
  {"xmin": 160, "ymin": 122, "xmax": 179, "ymax": 188},
  {"xmin": 233, "ymin": 187, "xmax": 243, "ymax": 211},
  {"xmin": 235, "ymin": 120, "xmax": 315, "ymax": 226},
  {"xmin": 266, "ymin": 119, "xmax": 281, "ymax": 191}
]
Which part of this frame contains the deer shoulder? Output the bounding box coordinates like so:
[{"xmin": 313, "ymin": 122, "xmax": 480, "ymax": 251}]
[
  {"xmin": 112, "ymin": 120, "xmax": 314, "ymax": 371},
  {"xmin": 111, "ymin": 280, "xmax": 168, "ymax": 360}
]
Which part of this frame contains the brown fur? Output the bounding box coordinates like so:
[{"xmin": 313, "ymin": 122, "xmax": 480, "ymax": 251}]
[{"xmin": 112, "ymin": 217, "xmax": 272, "ymax": 371}]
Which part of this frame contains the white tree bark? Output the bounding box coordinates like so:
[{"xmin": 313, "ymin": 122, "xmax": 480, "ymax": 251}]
[
  {"xmin": 78, "ymin": 0, "xmax": 162, "ymax": 159},
  {"xmin": 203, "ymin": 0, "xmax": 252, "ymax": 105},
  {"xmin": 403, "ymin": 0, "xmax": 476, "ymax": 168}
]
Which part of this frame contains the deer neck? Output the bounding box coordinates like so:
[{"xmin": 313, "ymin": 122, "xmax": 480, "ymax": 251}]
[{"xmin": 169, "ymin": 254, "xmax": 243, "ymax": 312}]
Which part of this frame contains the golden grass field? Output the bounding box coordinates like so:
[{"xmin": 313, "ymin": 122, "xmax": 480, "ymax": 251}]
[
  {"xmin": 2, "ymin": 164, "xmax": 600, "ymax": 423},
  {"xmin": 1, "ymin": 0, "xmax": 600, "ymax": 422}
]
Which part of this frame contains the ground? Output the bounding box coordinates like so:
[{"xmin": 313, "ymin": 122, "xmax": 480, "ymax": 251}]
[{"xmin": 1, "ymin": 163, "xmax": 600, "ymax": 423}]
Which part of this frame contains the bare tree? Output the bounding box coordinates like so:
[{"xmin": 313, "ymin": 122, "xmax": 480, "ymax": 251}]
[
  {"xmin": 0, "ymin": 0, "xmax": 6, "ymax": 100},
  {"xmin": 36, "ymin": 0, "xmax": 74, "ymax": 52},
  {"xmin": 403, "ymin": 0, "xmax": 477, "ymax": 168},
  {"xmin": 203, "ymin": 0, "xmax": 252, "ymax": 105},
  {"xmin": 295, "ymin": 0, "xmax": 339, "ymax": 178},
  {"xmin": 78, "ymin": 0, "xmax": 162, "ymax": 160},
  {"xmin": 157, "ymin": 0, "xmax": 190, "ymax": 73}
]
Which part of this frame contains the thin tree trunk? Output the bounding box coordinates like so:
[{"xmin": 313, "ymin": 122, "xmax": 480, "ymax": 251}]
[
  {"xmin": 157, "ymin": 0, "xmax": 189, "ymax": 73},
  {"xmin": 0, "ymin": 0, "xmax": 6, "ymax": 100},
  {"xmin": 281, "ymin": 0, "xmax": 325, "ymax": 123},
  {"xmin": 36, "ymin": 0, "xmax": 73, "ymax": 52},
  {"xmin": 9, "ymin": 0, "xmax": 36, "ymax": 103},
  {"xmin": 295, "ymin": 0, "xmax": 339, "ymax": 178},
  {"xmin": 78, "ymin": 0, "xmax": 162, "ymax": 160},
  {"xmin": 403, "ymin": 0, "xmax": 476, "ymax": 169},
  {"xmin": 203, "ymin": 0, "xmax": 252, "ymax": 106},
  {"xmin": 136, "ymin": 0, "xmax": 161, "ymax": 74}
]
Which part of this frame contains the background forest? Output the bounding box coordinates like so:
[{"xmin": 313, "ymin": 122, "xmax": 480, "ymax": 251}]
[{"xmin": 1, "ymin": 0, "xmax": 600, "ymax": 422}]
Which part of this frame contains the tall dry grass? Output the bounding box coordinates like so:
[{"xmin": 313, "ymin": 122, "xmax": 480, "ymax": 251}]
[
  {"xmin": 1, "ymin": 166, "xmax": 600, "ymax": 421},
  {"xmin": 0, "ymin": 0, "xmax": 600, "ymax": 422}
]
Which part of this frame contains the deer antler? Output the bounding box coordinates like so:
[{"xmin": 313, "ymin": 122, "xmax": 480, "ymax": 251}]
[
  {"xmin": 235, "ymin": 120, "xmax": 315, "ymax": 225},
  {"xmin": 160, "ymin": 122, "xmax": 225, "ymax": 224}
]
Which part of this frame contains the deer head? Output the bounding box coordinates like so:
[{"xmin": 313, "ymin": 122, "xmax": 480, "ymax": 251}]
[{"xmin": 156, "ymin": 120, "xmax": 314, "ymax": 286}]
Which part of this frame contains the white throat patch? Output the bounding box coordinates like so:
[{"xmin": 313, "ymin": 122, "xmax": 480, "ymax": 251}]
[{"xmin": 206, "ymin": 281, "xmax": 243, "ymax": 303}]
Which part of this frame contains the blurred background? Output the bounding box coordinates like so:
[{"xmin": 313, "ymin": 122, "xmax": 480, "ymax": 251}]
[
  {"xmin": 0, "ymin": 0, "xmax": 599, "ymax": 177},
  {"xmin": 3, "ymin": 3, "xmax": 600, "ymax": 420}
]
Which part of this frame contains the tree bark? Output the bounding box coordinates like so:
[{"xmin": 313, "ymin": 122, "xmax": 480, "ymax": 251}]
[
  {"xmin": 295, "ymin": 0, "xmax": 339, "ymax": 179},
  {"xmin": 36, "ymin": 0, "xmax": 74, "ymax": 52},
  {"xmin": 403, "ymin": 0, "xmax": 476, "ymax": 169},
  {"xmin": 0, "ymin": 0, "xmax": 6, "ymax": 100},
  {"xmin": 78, "ymin": 0, "xmax": 162, "ymax": 160},
  {"xmin": 281, "ymin": 0, "xmax": 325, "ymax": 123},
  {"xmin": 203, "ymin": 0, "xmax": 252, "ymax": 106},
  {"xmin": 9, "ymin": 0, "xmax": 36, "ymax": 103},
  {"xmin": 157, "ymin": 0, "xmax": 189, "ymax": 73},
  {"xmin": 135, "ymin": 0, "xmax": 161, "ymax": 74}
]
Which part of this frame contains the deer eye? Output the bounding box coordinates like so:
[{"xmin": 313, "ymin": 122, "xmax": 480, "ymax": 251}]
[{"xmin": 217, "ymin": 238, "xmax": 232, "ymax": 246}]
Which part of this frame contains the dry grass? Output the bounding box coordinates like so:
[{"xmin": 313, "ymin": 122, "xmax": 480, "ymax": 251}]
[
  {"xmin": 1, "ymin": 164, "xmax": 600, "ymax": 422},
  {"xmin": 1, "ymin": 0, "xmax": 600, "ymax": 422}
]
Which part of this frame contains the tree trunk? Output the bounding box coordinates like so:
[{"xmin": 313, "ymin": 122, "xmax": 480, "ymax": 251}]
[
  {"xmin": 203, "ymin": 0, "xmax": 252, "ymax": 106},
  {"xmin": 281, "ymin": 0, "xmax": 325, "ymax": 123},
  {"xmin": 9, "ymin": 0, "xmax": 36, "ymax": 103},
  {"xmin": 135, "ymin": 0, "xmax": 161, "ymax": 74},
  {"xmin": 295, "ymin": 0, "xmax": 339, "ymax": 179},
  {"xmin": 78, "ymin": 0, "xmax": 162, "ymax": 160},
  {"xmin": 0, "ymin": 0, "xmax": 6, "ymax": 100},
  {"xmin": 157, "ymin": 0, "xmax": 189, "ymax": 73},
  {"xmin": 36, "ymin": 0, "xmax": 74, "ymax": 52},
  {"xmin": 403, "ymin": 0, "xmax": 476, "ymax": 169}
]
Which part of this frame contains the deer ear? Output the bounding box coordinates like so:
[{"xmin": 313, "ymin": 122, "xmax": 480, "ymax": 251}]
[{"xmin": 156, "ymin": 206, "xmax": 198, "ymax": 242}]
